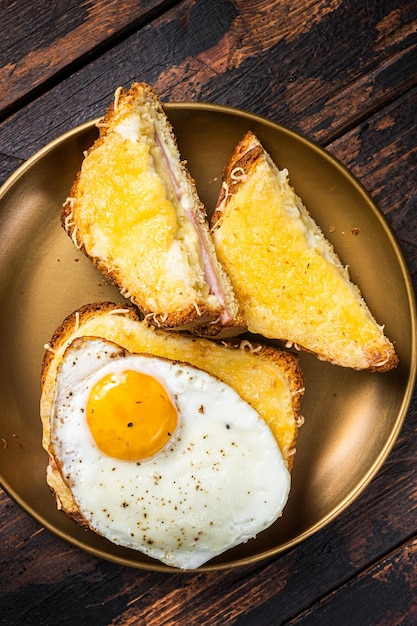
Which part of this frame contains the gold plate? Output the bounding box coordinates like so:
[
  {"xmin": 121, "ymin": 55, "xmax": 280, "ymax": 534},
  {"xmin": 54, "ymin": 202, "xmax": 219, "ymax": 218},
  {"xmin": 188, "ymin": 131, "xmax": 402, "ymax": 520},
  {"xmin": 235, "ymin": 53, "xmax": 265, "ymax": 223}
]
[{"xmin": 0, "ymin": 104, "xmax": 415, "ymax": 572}]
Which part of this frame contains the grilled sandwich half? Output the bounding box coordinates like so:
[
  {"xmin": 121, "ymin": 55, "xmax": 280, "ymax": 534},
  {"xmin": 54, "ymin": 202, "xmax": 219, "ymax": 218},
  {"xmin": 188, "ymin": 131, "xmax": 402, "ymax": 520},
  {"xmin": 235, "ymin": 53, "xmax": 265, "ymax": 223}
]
[
  {"xmin": 41, "ymin": 302, "xmax": 304, "ymax": 519},
  {"xmin": 211, "ymin": 131, "xmax": 398, "ymax": 371},
  {"xmin": 62, "ymin": 83, "xmax": 241, "ymax": 334}
]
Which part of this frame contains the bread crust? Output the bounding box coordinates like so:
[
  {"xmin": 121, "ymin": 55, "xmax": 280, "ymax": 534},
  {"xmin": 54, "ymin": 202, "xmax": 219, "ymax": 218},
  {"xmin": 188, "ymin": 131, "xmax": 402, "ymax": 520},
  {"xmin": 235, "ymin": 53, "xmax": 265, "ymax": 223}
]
[
  {"xmin": 212, "ymin": 131, "xmax": 263, "ymax": 230},
  {"xmin": 41, "ymin": 302, "xmax": 304, "ymax": 520}
]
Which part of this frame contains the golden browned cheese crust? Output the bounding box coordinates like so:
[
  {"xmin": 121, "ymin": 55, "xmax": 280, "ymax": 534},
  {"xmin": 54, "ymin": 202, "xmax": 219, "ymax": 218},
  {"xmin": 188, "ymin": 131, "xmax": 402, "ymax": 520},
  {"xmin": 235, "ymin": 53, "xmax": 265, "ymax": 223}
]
[
  {"xmin": 61, "ymin": 83, "xmax": 240, "ymax": 332},
  {"xmin": 211, "ymin": 131, "xmax": 399, "ymax": 372},
  {"xmin": 212, "ymin": 135, "xmax": 263, "ymax": 232},
  {"xmin": 41, "ymin": 302, "xmax": 304, "ymax": 520}
]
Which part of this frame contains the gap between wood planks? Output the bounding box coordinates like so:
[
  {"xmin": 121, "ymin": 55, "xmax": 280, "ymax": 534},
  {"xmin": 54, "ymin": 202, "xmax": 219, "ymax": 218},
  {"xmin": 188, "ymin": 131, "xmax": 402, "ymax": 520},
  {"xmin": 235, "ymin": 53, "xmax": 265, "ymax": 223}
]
[
  {"xmin": 284, "ymin": 532, "xmax": 417, "ymax": 625},
  {"xmin": 0, "ymin": 0, "xmax": 183, "ymax": 125}
]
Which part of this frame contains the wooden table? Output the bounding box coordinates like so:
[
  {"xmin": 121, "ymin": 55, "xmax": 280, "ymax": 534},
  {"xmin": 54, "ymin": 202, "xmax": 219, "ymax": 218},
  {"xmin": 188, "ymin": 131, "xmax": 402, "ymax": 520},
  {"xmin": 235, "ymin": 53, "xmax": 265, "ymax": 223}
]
[{"xmin": 1, "ymin": 1, "xmax": 416, "ymax": 623}]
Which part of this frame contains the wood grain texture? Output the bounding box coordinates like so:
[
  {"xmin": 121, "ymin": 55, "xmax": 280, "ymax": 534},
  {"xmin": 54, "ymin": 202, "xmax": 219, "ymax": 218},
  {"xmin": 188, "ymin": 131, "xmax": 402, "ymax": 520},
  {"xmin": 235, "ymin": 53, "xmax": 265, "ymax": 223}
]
[
  {"xmin": 0, "ymin": 0, "xmax": 178, "ymax": 117},
  {"xmin": 0, "ymin": 0, "xmax": 416, "ymax": 161},
  {"xmin": 0, "ymin": 154, "xmax": 23, "ymax": 187},
  {"xmin": 329, "ymin": 86, "xmax": 417, "ymax": 286},
  {"xmin": 289, "ymin": 539, "xmax": 417, "ymax": 624},
  {"xmin": 1, "ymin": 0, "xmax": 416, "ymax": 624}
]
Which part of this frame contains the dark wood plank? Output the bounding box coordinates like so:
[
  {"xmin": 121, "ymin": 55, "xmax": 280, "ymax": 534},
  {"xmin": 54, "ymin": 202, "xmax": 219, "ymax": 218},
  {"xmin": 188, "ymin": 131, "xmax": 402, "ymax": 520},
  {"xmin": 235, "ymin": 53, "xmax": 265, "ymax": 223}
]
[
  {"xmin": 0, "ymin": 154, "xmax": 23, "ymax": 187},
  {"xmin": 289, "ymin": 539, "xmax": 417, "ymax": 624},
  {"xmin": 329, "ymin": 86, "xmax": 417, "ymax": 286},
  {"xmin": 0, "ymin": 0, "xmax": 180, "ymax": 117},
  {"xmin": 0, "ymin": 0, "xmax": 416, "ymax": 162}
]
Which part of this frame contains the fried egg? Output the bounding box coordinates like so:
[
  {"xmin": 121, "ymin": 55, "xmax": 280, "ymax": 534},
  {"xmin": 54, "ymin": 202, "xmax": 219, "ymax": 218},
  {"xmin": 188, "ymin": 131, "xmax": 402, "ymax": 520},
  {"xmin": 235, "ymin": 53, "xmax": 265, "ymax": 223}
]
[{"xmin": 50, "ymin": 336, "xmax": 290, "ymax": 569}]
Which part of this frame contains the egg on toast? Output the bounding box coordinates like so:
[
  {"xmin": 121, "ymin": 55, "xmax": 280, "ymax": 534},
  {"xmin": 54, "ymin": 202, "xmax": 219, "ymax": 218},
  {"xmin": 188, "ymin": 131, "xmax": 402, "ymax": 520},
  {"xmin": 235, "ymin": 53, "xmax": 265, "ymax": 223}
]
[{"xmin": 41, "ymin": 302, "xmax": 304, "ymax": 568}]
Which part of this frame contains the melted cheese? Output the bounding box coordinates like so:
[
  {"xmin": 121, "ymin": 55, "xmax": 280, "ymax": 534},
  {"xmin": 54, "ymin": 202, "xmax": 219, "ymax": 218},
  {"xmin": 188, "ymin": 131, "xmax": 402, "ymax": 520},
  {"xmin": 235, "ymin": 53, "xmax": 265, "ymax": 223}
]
[
  {"xmin": 73, "ymin": 131, "xmax": 211, "ymax": 311},
  {"xmin": 213, "ymin": 160, "xmax": 391, "ymax": 368},
  {"xmin": 46, "ymin": 312, "xmax": 299, "ymax": 465}
]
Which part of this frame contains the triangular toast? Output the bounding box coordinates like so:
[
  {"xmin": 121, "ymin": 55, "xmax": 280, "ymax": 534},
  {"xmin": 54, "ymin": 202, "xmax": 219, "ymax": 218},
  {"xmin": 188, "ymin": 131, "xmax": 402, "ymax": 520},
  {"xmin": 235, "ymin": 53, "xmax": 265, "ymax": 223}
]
[
  {"xmin": 62, "ymin": 83, "xmax": 241, "ymax": 334},
  {"xmin": 211, "ymin": 131, "xmax": 398, "ymax": 371}
]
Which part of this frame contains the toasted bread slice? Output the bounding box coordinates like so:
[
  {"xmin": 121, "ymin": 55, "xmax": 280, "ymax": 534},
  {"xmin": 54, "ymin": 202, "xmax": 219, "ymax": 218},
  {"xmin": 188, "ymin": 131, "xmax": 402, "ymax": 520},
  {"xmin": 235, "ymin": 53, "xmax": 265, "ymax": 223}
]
[
  {"xmin": 62, "ymin": 83, "xmax": 242, "ymax": 334},
  {"xmin": 211, "ymin": 131, "xmax": 398, "ymax": 371},
  {"xmin": 41, "ymin": 302, "xmax": 304, "ymax": 520}
]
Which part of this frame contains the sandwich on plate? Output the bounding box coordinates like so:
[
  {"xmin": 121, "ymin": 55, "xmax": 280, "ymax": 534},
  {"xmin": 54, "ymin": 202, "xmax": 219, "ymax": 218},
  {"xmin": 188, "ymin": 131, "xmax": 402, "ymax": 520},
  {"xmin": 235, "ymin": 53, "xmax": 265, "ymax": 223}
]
[
  {"xmin": 41, "ymin": 302, "xmax": 304, "ymax": 569},
  {"xmin": 211, "ymin": 131, "xmax": 398, "ymax": 371},
  {"xmin": 62, "ymin": 83, "xmax": 242, "ymax": 335}
]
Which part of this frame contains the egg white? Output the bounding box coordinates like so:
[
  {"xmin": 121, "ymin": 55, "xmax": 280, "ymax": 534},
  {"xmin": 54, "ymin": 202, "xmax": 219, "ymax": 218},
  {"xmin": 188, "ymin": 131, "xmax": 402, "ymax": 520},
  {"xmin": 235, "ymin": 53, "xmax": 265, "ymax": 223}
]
[{"xmin": 50, "ymin": 337, "xmax": 290, "ymax": 569}]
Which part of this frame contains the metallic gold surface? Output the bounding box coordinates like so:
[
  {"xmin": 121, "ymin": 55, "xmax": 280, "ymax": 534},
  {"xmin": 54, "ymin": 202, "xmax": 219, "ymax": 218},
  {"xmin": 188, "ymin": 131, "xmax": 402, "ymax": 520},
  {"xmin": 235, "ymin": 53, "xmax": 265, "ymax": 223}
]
[{"xmin": 0, "ymin": 105, "xmax": 415, "ymax": 572}]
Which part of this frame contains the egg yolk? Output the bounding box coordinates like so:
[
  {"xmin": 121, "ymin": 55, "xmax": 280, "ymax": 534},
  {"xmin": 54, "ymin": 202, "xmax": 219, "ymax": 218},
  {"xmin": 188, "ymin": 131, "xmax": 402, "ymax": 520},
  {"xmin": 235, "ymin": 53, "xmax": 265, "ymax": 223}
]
[{"xmin": 86, "ymin": 370, "xmax": 178, "ymax": 460}]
